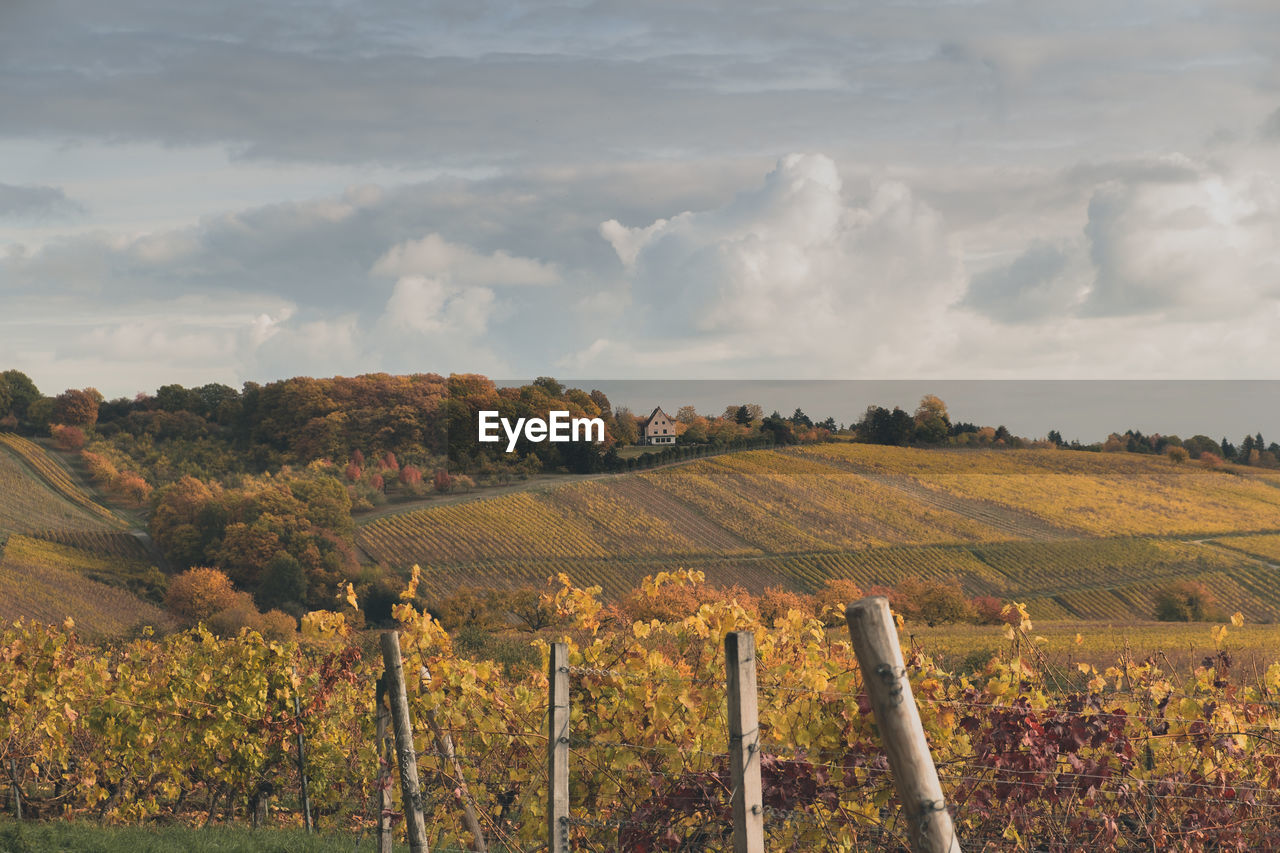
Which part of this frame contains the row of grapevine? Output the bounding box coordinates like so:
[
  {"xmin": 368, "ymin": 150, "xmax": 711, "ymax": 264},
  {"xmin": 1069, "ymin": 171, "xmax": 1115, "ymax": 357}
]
[
  {"xmin": 0, "ymin": 454, "xmax": 102, "ymax": 535},
  {"xmin": 8, "ymin": 577, "xmax": 1280, "ymax": 850},
  {"xmin": 1211, "ymin": 532, "xmax": 1280, "ymax": 564},
  {"xmin": 0, "ymin": 433, "xmax": 124, "ymax": 525},
  {"xmin": 358, "ymin": 449, "xmax": 1037, "ymax": 570},
  {"xmin": 29, "ymin": 528, "xmax": 152, "ymax": 560},
  {"xmin": 389, "ymin": 536, "xmax": 1280, "ymax": 623},
  {"xmin": 0, "ymin": 536, "xmax": 171, "ymax": 634},
  {"xmin": 801, "ymin": 442, "xmax": 1280, "ymax": 538}
]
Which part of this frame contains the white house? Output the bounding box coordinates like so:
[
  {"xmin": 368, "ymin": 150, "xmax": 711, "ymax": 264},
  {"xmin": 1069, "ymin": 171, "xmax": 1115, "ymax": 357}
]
[{"xmin": 640, "ymin": 407, "xmax": 677, "ymax": 445}]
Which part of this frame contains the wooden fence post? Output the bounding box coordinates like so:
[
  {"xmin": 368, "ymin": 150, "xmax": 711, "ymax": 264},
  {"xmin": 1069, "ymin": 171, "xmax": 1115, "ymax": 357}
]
[
  {"xmin": 8, "ymin": 757, "xmax": 21, "ymax": 820},
  {"xmin": 725, "ymin": 631, "xmax": 765, "ymax": 853},
  {"xmin": 547, "ymin": 642, "xmax": 570, "ymax": 853},
  {"xmin": 376, "ymin": 677, "xmax": 395, "ymax": 853},
  {"xmin": 846, "ymin": 597, "xmax": 961, "ymax": 853},
  {"xmin": 381, "ymin": 631, "xmax": 431, "ymax": 853},
  {"xmin": 293, "ymin": 690, "xmax": 314, "ymax": 833}
]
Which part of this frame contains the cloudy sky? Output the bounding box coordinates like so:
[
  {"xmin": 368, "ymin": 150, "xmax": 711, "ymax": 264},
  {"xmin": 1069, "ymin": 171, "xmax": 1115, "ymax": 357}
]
[{"xmin": 3, "ymin": 0, "xmax": 1280, "ymax": 399}]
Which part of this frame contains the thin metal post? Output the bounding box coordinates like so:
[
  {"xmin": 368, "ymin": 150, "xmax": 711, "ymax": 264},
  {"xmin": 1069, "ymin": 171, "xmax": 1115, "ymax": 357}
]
[
  {"xmin": 547, "ymin": 642, "xmax": 570, "ymax": 853},
  {"xmin": 293, "ymin": 690, "xmax": 313, "ymax": 833}
]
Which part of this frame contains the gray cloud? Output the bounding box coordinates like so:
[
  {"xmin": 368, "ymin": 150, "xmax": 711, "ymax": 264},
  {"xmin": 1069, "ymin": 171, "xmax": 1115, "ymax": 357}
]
[
  {"xmin": 1, "ymin": 1, "xmax": 1275, "ymax": 168},
  {"xmin": 963, "ymin": 243, "xmax": 1080, "ymax": 324},
  {"xmin": 0, "ymin": 184, "xmax": 82, "ymax": 218}
]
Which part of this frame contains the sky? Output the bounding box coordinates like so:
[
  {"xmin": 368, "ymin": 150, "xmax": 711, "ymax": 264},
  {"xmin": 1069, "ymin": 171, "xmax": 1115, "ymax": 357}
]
[{"xmin": 3, "ymin": 1, "xmax": 1280, "ymax": 407}]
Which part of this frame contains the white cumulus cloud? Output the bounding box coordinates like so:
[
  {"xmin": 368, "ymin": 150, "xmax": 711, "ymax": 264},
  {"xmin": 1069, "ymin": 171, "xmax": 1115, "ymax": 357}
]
[
  {"xmin": 589, "ymin": 153, "xmax": 964, "ymax": 373},
  {"xmin": 372, "ymin": 233, "xmax": 559, "ymax": 287}
]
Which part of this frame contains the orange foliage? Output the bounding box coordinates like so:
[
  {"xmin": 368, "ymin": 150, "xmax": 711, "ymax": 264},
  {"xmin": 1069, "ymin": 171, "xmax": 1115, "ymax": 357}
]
[
  {"xmin": 50, "ymin": 424, "xmax": 86, "ymax": 450},
  {"xmin": 757, "ymin": 586, "xmax": 816, "ymax": 623},
  {"xmin": 165, "ymin": 567, "xmax": 239, "ymax": 622}
]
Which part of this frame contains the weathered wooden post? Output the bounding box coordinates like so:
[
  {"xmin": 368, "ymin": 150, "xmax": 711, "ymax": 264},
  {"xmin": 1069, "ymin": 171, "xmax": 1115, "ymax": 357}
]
[
  {"xmin": 293, "ymin": 689, "xmax": 313, "ymax": 833},
  {"xmin": 376, "ymin": 677, "xmax": 395, "ymax": 853},
  {"xmin": 381, "ymin": 631, "xmax": 430, "ymax": 853},
  {"xmin": 250, "ymin": 781, "xmax": 273, "ymax": 829},
  {"xmin": 725, "ymin": 631, "xmax": 765, "ymax": 853},
  {"xmin": 846, "ymin": 597, "xmax": 961, "ymax": 853},
  {"xmin": 547, "ymin": 642, "xmax": 570, "ymax": 853},
  {"xmin": 8, "ymin": 757, "xmax": 21, "ymax": 820}
]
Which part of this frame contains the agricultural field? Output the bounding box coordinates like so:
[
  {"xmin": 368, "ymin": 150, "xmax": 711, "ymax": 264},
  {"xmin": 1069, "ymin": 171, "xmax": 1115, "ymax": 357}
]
[
  {"xmin": 356, "ymin": 445, "xmax": 1280, "ymax": 624},
  {"xmin": 2, "ymin": 534, "xmax": 166, "ymax": 601},
  {"xmin": 913, "ymin": 617, "xmax": 1280, "ymax": 675},
  {"xmin": 358, "ymin": 449, "xmax": 1026, "ymax": 567},
  {"xmin": 800, "ymin": 443, "xmax": 1280, "ymax": 537},
  {"xmin": 0, "ymin": 445, "xmax": 113, "ymax": 534},
  {"xmin": 0, "ymin": 535, "xmax": 172, "ymax": 636},
  {"xmin": 1213, "ymin": 532, "xmax": 1280, "ymax": 564},
  {"xmin": 379, "ymin": 536, "xmax": 1279, "ymax": 621},
  {"xmin": 0, "ymin": 433, "xmax": 125, "ymax": 525},
  {"xmin": 27, "ymin": 528, "xmax": 152, "ymax": 561}
]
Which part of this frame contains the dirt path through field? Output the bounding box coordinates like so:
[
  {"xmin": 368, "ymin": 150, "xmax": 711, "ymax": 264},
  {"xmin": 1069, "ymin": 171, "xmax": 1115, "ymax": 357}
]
[
  {"xmin": 1191, "ymin": 537, "xmax": 1280, "ymax": 570},
  {"xmin": 786, "ymin": 448, "xmax": 1083, "ymax": 541}
]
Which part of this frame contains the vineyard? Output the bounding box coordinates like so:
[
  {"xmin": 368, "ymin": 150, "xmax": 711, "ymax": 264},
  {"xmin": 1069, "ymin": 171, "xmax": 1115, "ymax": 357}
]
[
  {"xmin": 800, "ymin": 443, "xmax": 1280, "ymax": 538},
  {"xmin": 354, "ymin": 446, "xmax": 1280, "ymax": 623},
  {"xmin": 0, "ymin": 448, "xmax": 111, "ymax": 535},
  {"xmin": 0, "ymin": 535, "xmax": 171, "ymax": 635},
  {"xmin": 26, "ymin": 529, "xmax": 152, "ymax": 562},
  {"xmin": 351, "ymin": 536, "xmax": 1280, "ymax": 622},
  {"xmin": 357, "ymin": 450, "xmax": 1044, "ymax": 569},
  {"xmin": 0, "ymin": 434, "xmax": 125, "ymax": 527},
  {"xmin": 1214, "ymin": 533, "xmax": 1280, "ymax": 565},
  {"xmin": 7, "ymin": 573, "xmax": 1280, "ymax": 851}
]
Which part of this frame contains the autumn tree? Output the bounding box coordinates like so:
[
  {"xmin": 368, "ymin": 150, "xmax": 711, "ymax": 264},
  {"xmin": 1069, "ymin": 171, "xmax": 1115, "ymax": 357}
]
[
  {"xmin": 611, "ymin": 407, "xmax": 639, "ymax": 444},
  {"xmin": 165, "ymin": 567, "xmax": 239, "ymax": 622},
  {"xmin": 53, "ymin": 387, "xmax": 102, "ymax": 428},
  {"xmin": 1155, "ymin": 580, "xmax": 1221, "ymax": 622},
  {"xmin": 50, "ymin": 424, "xmax": 86, "ymax": 450},
  {"xmin": 913, "ymin": 395, "xmax": 951, "ymax": 444}
]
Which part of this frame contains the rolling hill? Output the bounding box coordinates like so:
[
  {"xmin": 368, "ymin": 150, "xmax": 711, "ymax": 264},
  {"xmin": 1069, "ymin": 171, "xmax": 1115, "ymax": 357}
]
[
  {"xmin": 0, "ymin": 436, "xmax": 166, "ymax": 635},
  {"xmin": 356, "ymin": 445, "xmax": 1280, "ymax": 620}
]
